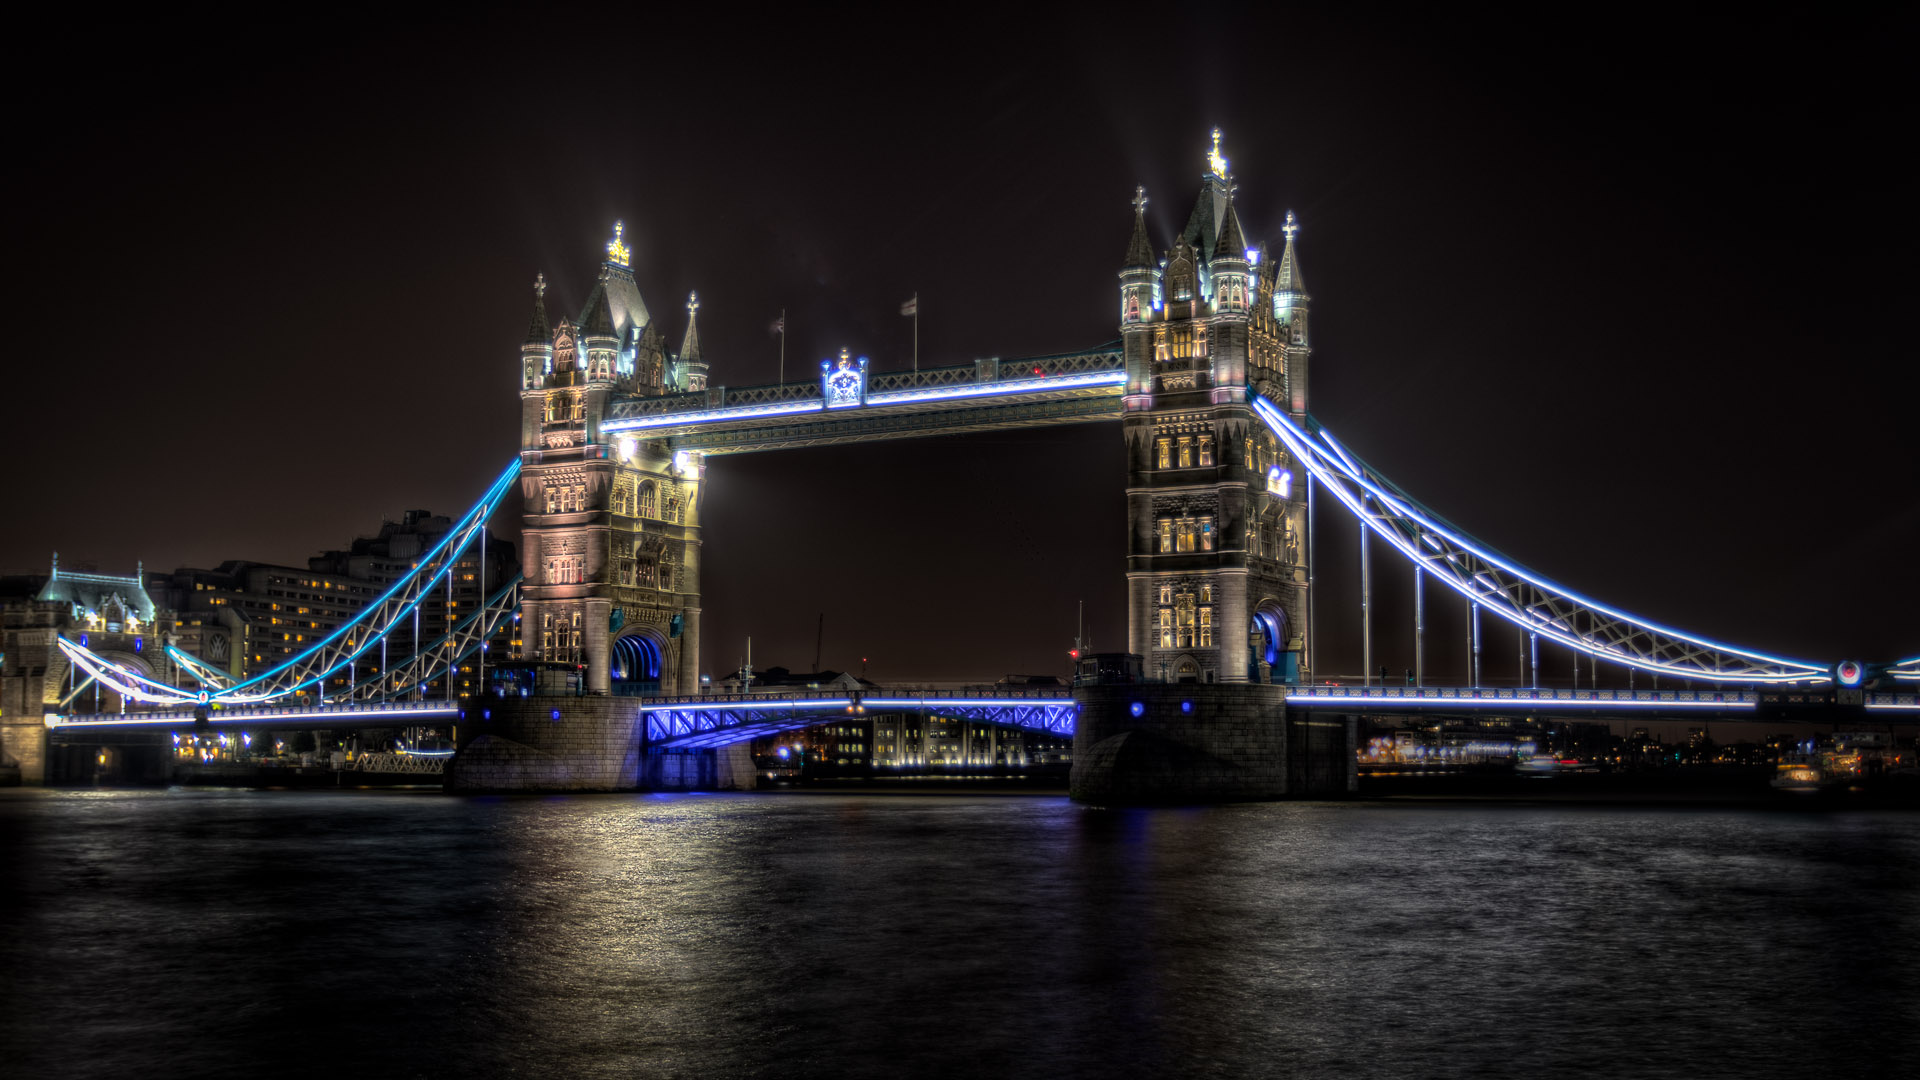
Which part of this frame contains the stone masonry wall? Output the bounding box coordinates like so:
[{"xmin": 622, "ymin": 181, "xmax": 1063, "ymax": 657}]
[{"xmin": 1070, "ymin": 683, "xmax": 1357, "ymax": 805}]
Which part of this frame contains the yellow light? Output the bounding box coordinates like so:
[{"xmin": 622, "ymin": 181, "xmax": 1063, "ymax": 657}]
[{"xmin": 606, "ymin": 221, "xmax": 631, "ymax": 267}]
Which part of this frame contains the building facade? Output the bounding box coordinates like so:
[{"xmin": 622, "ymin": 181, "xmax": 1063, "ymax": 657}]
[
  {"xmin": 515, "ymin": 227, "xmax": 706, "ymax": 696},
  {"xmin": 1121, "ymin": 134, "xmax": 1313, "ymax": 684}
]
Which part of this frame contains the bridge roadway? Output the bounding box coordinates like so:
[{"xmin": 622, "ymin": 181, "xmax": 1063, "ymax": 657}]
[{"xmin": 45, "ymin": 688, "xmax": 1917, "ymax": 743}]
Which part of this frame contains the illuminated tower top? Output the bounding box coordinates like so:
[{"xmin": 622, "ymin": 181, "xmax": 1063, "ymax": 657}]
[{"xmin": 605, "ymin": 221, "xmax": 631, "ymax": 267}]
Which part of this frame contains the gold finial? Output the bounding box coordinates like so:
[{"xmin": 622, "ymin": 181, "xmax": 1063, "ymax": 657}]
[
  {"xmin": 606, "ymin": 221, "xmax": 631, "ymax": 267},
  {"xmin": 839, "ymin": 346, "xmax": 850, "ymax": 368},
  {"xmin": 534, "ymin": 272, "xmax": 547, "ymax": 299},
  {"xmin": 687, "ymin": 291, "xmax": 699, "ymax": 318},
  {"xmin": 1282, "ymin": 210, "xmax": 1299, "ymax": 242},
  {"xmin": 1132, "ymin": 185, "xmax": 1148, "ymax": 215},
  {"xmin": 1208, "ymin": 129, "xmax": 1228, "ymax": 178}
]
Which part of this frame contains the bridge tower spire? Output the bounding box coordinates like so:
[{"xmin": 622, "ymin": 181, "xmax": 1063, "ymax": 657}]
[
  {"xmin": 680, "ymin": 292, "xmax": 708, "ymax": 392},
  {"xmin": 520, "ymin": 273, "xmax": 552, "ymax": 391},
  {"xmin": 1273, "ymin": 210, "xmax": 1311, "ymax": 417},
  {"xmin": 1121, "ymin": 134, "xmax": 1309, "ymax": 686}
]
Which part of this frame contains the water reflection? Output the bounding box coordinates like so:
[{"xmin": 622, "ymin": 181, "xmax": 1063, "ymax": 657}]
[{"xmin": 2, "ymin": 791, "xmax": 1915, "ymax": 1079}]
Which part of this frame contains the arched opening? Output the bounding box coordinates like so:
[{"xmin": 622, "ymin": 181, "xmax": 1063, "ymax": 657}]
[
  {"xmin": 611, "ymin": 632, "xmax": 663, "ymax": 696},
  {"xmin": 1250, "ymin": 605, "xmax": 1294, "ymax": 685}
]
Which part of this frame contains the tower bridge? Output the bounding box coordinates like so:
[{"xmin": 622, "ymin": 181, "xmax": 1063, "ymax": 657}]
[{"xmin": 32, "ymin": 133, "xmax": 1916, "ymax": 800}]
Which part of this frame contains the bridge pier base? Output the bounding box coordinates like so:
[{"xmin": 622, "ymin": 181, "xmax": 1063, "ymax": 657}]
[
  {"xmin": 643, "ymin": 744, "xmax": 755, "ymax": 792},
  {"xmin": 1070, "ymin": 684, "xmax": 1355, "ymax": 805},
  {"xmin": 446, "ymin": 696, "xmax": 644, "ymax": 792}
]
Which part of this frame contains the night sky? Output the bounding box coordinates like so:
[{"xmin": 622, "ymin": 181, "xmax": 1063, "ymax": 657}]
[{"xmin": 11, "ymin": 10, "xmax": 1913, "ymax": 682}]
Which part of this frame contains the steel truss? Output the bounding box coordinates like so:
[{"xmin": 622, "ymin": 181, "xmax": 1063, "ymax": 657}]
[
  {"xmin": 1251, "ymin": 397, "xmax": 1831, "ymax": 685},
  {"xmin": 641, "ymin": 691, "xmax": 1079, "ymax": 749},
  {"xmin": 57, "ymin": 460, "xmax": 523, "ymax": 707}
]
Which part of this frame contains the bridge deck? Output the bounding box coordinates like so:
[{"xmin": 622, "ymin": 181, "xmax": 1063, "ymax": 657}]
[{"xmin": 47, "ymin": 699, "xmax": 462, "ymax": 733}]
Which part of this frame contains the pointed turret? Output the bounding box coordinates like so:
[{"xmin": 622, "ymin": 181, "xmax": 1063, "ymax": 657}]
[
  {"xmin": 1124, "ymin": 186, "xmax": 1154, "ymax": 269},
  {"xmin": 1213, "ymin": 198, "xmax": 1248, "ymax": 261},
  {"xmin": 524, "ymin": 272, "xmax": 550, "ymax": 345},
  {"xmin": 1182, "ymin": 128, "xmax": 1234, "ymax": 259},
  {"xmin": 1118, "ymin": 186, "xmax": 1158, "ymax": 326},
  {"xmin": 1274, "ymin": 210, "xmax": 1307, "ymax": 296},
  {"xmin": 1274, "ymin": 210, "xmax": 1311, "ymax": 417},
  {"xmin": 520, "ymin": 274, "xmax": 554, "ymax": 390},
  {"xmin": 1209, "ymin": 196, "xmax": 1250, "ymax": 314},
  {"xmin": 680, "ymin": 292, "xmax": 709, "ymax": 392}
]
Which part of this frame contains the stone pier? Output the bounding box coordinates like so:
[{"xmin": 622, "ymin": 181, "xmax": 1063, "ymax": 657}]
[
  {"xmin": 1069, "ymin": 682, "xmax": 1355, "ymax": 805},
  {"xmin": 446, "ymin": 696, "xmax": 753, "ymax": 793}
]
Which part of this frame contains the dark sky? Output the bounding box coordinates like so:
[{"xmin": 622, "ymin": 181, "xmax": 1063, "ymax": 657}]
[{"xmin": 10, "ymin": 9, "xmax": 1913, "ymax": 682}]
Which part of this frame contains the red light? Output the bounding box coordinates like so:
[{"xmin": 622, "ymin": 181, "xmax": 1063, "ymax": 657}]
[
  {"xmin": 1069, "ymin": 649, "xmax": 1080, "ymax": 659},
  {"xmin": 1033, "ymin": 367, "xmax": 1042, "ymax": 375}
]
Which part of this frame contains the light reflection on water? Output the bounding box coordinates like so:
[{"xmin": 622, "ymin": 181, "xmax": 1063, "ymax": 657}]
[{"xmin": 2, "ymin": 789, "xmax": 1916, "ymax": 1079}]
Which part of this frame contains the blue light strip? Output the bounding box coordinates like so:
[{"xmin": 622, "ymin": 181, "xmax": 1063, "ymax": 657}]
[
  {"xmin": 1251, "ymin": 397, "xmax": 1829, "ymax": 682},
  {"xmin": 602, "ymin": 370, "xmax": 1125, "ymax": 433},
  {"xmin": 214, "ymin": 461, "xmax": 521, "ymax": 698}
]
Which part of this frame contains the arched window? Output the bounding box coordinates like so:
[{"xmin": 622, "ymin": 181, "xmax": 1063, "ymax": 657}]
[{"xmin": 639, "ymin": 482, "xmax": 657, "ymax": 519}]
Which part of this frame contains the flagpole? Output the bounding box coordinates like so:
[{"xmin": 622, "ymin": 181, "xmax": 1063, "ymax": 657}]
[
  {"xmin": 913, "ymin": 292, "xmax": 919, "ymax": 373},
  {"xmin": 779, "ymin": 307, "xmax": 786, "ymax": 386}
]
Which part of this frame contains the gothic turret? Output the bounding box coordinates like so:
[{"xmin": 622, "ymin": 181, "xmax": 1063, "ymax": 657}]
[
  {"xmin": 1119, "ymin": 186, "xmax": 1157, "ymax": 326},
  {"xmin": 521, "ymin": 274, "xmax": 552, "ymax": 390},
  {"xmin": 1210, "ymin": 197, "xmax": 1250, "ymax": 314},
  {"xmin": 1274, "ymin": 211, "xmax": 1310, "ymax": 415},
  {"xmin": 680, "ymin": 292, "xmax": 708, "ymax": 392}
]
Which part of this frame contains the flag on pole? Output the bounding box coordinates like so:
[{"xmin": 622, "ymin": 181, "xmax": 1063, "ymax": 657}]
[
  {"xmin": 769, "ymin": 314, "xmax": 784, "ymax": 333},
  {"xmin": 899, "ymin": 295, "xmax": 917, "ymax": 317}
]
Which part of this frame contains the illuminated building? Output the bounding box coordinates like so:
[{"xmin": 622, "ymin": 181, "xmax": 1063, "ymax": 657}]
[
  {"xmin": 1121, "ymin": 131, "xmax": 1312, "ymax": 685},
  {"xmin": 516, "ymin": 231, "xmax": 706, "ymax": 695},
  {"xmin": 1, "ymin": 560, "xmax": 185, "ymax": 784}
]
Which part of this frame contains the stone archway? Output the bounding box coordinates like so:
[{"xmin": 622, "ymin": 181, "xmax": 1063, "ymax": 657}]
[{"xmin": 610, "ymin": 630, "xmax": 665, "ymax": 696}]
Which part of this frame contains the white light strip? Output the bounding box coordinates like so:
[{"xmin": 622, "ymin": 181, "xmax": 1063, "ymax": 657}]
[
  {"xmin": 1287, "ymin": 695, "xmax": 1755, "ymax": 711},
  {"xmin": 1252, "ymin": 398, "xmax": 1828, "ymax": 682},
  {"xmin": 48, "ymin": 703, "xmax": 461, "ymax": 728},
  {"xmin": 637, "ymin": 699, "xmax": 852, "ymax": 713},
  {"xmin": 602, "ymin": 371, "xmax": 1126, "ymax": 433},
  {"xmin": 864, "ymin": 370, "xmax": 1125, "ymax": 405}
]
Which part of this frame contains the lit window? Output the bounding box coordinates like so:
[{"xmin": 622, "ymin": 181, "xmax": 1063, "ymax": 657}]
[
  {"xmin": 1158, "ymin": 519, "xmax": 1174, "ymax": 554},
  {"xmin": 1199, "ymin": 435, "xmax": 1214, "ymax": 466},
  {"xmin": 1177, "ymin": 437, "xmax": 1192, "ymax": 468},
  {"xmin": 1200, "ymin": 516, "xmax": 1214, "ymax": 551},
  {"xmin": 1199, "ymin": 606, "xmax": 1213, "ymax": 648},
  {"xmin": 1156, "ymin": 438, "xmax": 1171, "ymax": 469},
  {"xmin": 1158, "ymin": 608, "xmax": 1173, "ymax": 649},
  {"xmin": 1158, "ymin": 583, "xmax": 1173, "ymax": 605}
]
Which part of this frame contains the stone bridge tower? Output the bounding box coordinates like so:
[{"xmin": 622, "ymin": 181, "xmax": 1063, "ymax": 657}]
[
  {"xmin": 1121, "ymin": 132, "xmax": 1313, "ymax": 684},
  {"xmin": 516, "ymin": 225, "xmax": 705, "ymax": 696}
]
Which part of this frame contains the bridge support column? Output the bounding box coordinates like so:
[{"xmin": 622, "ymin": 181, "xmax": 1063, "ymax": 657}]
[{"xmin": 1070, "ymin": 682, "xmax": 1355, "ymax": 805}]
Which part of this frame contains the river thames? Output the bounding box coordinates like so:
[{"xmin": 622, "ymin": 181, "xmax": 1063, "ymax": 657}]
[{"xmin": 3, "ymin": 789, "xmax": 1915, "ymax": 1079}]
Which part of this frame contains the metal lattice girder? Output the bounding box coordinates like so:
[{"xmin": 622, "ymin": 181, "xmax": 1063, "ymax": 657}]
[
  {"xmin": 1250, "ymin": 397, "xmax": 1831, "ymax": 685},
  {"xmin": 638, "ymin": 692, "xmax": 1080, "ymax": 749},
  {"xmin": 337, "ymin": 577, "xmax": 522, "ymax": 703},
  {"xmin": 57, "ymin": 459, "xmax": 523, "ymax": 707}
]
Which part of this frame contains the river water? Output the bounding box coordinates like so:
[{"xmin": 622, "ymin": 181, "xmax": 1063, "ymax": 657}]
[{"xmin": 2, "ymin": 789, "xmax": 1916, "ymax": 1079}]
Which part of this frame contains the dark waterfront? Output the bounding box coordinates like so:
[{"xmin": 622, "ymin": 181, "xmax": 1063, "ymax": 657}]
[{"xmin": 3, "ymin": 790, "xmax": 1916, "ymax": 1080}]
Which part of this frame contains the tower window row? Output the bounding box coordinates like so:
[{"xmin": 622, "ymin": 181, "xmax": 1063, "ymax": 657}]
[
  {"xmin": 1156, "ymin": 434, "xmax": 1214, "ymax": 469},
  {"xmin": 545, "ymin": 556, "xmax": 583, "ymax": 584},
  {"xmin": 1157, "ymin": 516, "xmax": 1215, "ymax": 553},
  {"xmin": 546, "ymin": 482, "xmax": 587, "ymax": 514}
]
